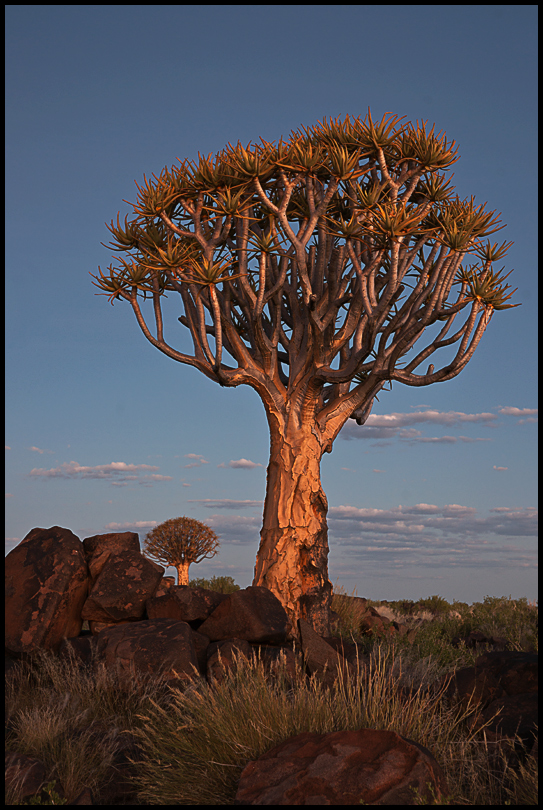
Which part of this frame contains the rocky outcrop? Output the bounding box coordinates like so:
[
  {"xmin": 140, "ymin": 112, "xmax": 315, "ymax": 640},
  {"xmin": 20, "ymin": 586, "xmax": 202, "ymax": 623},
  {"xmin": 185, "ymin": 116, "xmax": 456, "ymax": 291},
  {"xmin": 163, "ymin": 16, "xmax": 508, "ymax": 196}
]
[
  {"xmin": 234, "ymin": 728, "xmax": 449, "ymax": 805},
  {"xmin": 5, "ymin": 526, "xmax": 538, "ymax": 805}
]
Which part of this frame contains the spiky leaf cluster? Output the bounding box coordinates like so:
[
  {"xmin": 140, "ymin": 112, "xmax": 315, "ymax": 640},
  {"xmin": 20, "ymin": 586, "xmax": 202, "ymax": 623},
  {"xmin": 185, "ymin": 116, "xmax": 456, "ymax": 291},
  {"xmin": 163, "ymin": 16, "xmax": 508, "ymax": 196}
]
[{"xmin": 91, "ymin": 111, "xmax": 518, "ymax": 428}]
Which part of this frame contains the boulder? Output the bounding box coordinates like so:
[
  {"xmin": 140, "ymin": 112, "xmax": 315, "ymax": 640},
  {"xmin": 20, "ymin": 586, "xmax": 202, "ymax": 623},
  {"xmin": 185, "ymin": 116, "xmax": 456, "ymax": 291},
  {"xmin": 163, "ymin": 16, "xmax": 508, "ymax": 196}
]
[
  {"xmin": 298, "ymin": 618, "xmax": 357, "ymax": 688},
  {"xmin": 452, "ymin": 629, "xmax": 510, "ymax": 651},
  {"xmin": 81, "ymin": 549, "xmax": 164, "ymax": 626},
  {"xmin": 206, "ymin": 638, "xmax": 255, "ymax": 683},
  {"xmin": 146, "ymin": 584, "xmax": 229, "ymax": 624},
  {"xmin": 82, "ymin": 531, "xmax": 140, "ymax": 560},
  {"xmin": 438, "ymin": 649, "xmax": 538, "ymax": 768},
  {"xmin": 5, "ymin": 526, "xmax": 89, "ymax": 656},
  {"xmin": 5, "ymin": 752, "xmax": 51, "ymax": 804},
  {"xmin": 234, "ymin": 728, "xmax": 449, "ymax": 805},
  {"xmin": 93, "ymin": 618, "xmax": 201, "ymax": 685},
  {"xmin": 198, "ymin": 585, "xmax": 290, "ymax": 644}
]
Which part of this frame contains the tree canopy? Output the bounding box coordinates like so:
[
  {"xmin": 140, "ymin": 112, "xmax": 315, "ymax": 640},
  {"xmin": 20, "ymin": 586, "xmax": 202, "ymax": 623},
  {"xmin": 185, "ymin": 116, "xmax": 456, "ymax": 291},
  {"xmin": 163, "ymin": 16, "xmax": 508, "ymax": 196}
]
[{"xmin": 92, "ymin": 110, "xmax": 518, "ymax": 430}]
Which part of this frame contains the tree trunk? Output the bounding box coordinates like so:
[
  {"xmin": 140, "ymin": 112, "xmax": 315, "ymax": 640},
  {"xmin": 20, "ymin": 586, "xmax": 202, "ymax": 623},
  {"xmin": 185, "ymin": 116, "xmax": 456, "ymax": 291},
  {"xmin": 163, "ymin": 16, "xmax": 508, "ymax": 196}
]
[
  {"xmin": 175, "ymin": 560, "xmax": 190, "ymax": 586},
  {"xmin": 252, "ymin": 410, "xmax": 332, "ymax": 637}
]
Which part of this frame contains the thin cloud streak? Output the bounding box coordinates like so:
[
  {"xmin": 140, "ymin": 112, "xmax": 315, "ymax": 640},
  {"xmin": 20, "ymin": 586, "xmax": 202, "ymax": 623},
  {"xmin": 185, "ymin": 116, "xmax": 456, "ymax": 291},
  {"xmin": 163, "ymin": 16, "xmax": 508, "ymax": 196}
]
[
  {"xmin": 28, "ymin": 460, "xmax": 172, "ymax": 484},
  {"xmin": 327, "ymin": 503, "xmax": 537, "ymax": 575},
  {"xmin": 498, "ymin": 407, "xmax": 538, "ymax": 416},
  {"xmin": 188, "ymin": 499, "xmax": 263, "ymax": 510},
  {"xmin": 104, "ymin": 520, "xmax": 158, "ymax": 531},
  {"xmin": 339, "ymin": 406, "xmax": 537, "ymax": 443},
  {"xmin": 183, "ymin": 454, "xmax": 209, "ymax": 468}
]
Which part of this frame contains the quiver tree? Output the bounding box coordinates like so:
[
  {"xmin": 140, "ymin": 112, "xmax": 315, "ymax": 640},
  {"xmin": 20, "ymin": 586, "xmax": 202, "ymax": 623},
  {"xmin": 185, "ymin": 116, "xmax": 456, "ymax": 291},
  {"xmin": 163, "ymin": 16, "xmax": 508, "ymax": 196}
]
[
  {"xmin": 92, "ymin": 111, "xmax": 518, "ymax": 636},
  {"xmin": 143, "ymin": 516, "xmax": 220, "ymax": 585}
]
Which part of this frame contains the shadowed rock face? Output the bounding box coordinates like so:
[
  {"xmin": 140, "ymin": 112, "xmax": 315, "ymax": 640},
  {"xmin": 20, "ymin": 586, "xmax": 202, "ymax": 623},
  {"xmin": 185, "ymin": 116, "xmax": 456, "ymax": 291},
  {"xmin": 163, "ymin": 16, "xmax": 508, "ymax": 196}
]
[
  {"xmin": 81, "ymin": 549, "xmax": 164, "ymax": 623},
  {"xmin": 94, "ymin": 618, "xmax": 200, "ymax": 685},
  {"xmin": 234, "ymin": 728, "xmax": 449, "ymax": 805},
  {"xmin": 5, "ymin": 526, "xmax": 89, "ymax": 656},
  {"xmin": 197, "ymin": 585, "xmax": 290, "ymax": 643}
]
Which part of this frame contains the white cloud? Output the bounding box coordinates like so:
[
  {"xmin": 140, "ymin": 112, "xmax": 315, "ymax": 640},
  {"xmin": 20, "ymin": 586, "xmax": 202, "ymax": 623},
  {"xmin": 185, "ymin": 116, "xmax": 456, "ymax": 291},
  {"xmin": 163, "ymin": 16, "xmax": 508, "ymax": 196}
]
[
  {"xmin": 6, "ymin": 493, "xmax": 14, "ymax": 498},
  {"xmin": 5, "ymin": 446, "xmax": 11, "ymax": 450},
  {"xmin": 28, "ymin": 446, "xmax": 54, "ymax": 454},
  {"xmin": 367, "ymin": 410, "xmax": 497, "ymax": 427},
  {"xmin": 498, "ymin": 407, "xmax": 538, "ymax": 416},
  {"xmin": 183, "ymin": 454, "xmax": 209, "ymax": 467},
  {"xmin": 329, "ymin": 502, "xmax": 537, "ymax": 538},
  {"xmin": 188, "ymin": 498, "xmax": 263, "ymax": 510},
  {"xmin": 340, "ymin": 409, "xmax": 499, "ymax": 443},
  {"xmin": 327, "ymin": 503, "xmax": 537, "ymax": 574},
  {"xmin": 218, "ymin": 458, "xmax": 263, "ymax": 469},
  {"xmin": 28, "ymin": 460, "xmax": 172, "ymax": 485},
  {"xmin": 104, "ymin": 520, "xmax": 158, "ymax": 531},
  {"xmin": 493, "ymin": 466, "xmax": 508, "ymax": 471}
]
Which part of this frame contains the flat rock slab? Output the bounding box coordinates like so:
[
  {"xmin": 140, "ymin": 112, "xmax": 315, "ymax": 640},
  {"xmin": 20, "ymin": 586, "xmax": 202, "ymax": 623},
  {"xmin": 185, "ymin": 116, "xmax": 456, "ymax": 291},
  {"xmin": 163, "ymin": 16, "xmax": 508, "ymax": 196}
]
[{"xmin": 234, "ymin": 728, "xmax": 448, "ymax": 805}]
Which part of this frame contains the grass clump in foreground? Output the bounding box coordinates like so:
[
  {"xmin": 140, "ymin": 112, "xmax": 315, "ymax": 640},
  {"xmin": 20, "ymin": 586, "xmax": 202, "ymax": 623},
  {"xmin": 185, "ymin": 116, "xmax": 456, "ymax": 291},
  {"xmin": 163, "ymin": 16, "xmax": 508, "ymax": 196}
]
[{"xmin": 5, "ymin": 587, "xmax": 538, "ymax": 805}]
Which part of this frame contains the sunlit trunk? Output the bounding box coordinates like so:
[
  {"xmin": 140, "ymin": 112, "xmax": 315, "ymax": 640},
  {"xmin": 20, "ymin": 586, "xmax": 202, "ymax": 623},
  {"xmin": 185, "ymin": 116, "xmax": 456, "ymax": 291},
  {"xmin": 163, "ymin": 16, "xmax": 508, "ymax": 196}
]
[
  {"xmin": 175, "ymin": 560, "xmax": 190, "ymax": 586},
  {"xmin": 253, "ymin": 410, "xmax": 332, "ymax": 637}
]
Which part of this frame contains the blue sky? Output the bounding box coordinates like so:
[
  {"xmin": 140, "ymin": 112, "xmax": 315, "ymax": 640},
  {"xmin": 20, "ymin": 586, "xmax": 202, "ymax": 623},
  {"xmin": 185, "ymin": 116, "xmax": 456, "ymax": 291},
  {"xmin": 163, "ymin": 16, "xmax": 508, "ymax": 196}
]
[{"xmin": 5, "ymin": 5, "xmax": 537, "ymax": 605}]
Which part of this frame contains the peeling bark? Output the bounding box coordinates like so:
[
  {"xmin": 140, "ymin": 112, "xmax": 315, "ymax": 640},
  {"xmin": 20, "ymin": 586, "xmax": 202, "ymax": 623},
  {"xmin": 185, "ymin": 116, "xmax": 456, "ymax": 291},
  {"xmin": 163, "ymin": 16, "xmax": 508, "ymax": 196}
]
[{"xmin": 252, "ymin": 410, "xmax": 332, "ymax": 637}]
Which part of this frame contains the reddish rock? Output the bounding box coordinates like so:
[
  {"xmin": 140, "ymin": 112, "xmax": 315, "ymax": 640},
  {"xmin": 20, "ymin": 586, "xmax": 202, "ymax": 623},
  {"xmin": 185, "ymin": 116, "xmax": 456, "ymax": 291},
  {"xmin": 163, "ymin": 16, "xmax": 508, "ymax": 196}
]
[
  {"xmin": 358, "ymin": 607, "xmax": 395, "ymax": 637},
  {"xmin": 5, "ymin": 752, "xmax": 50, "ymax": 803},
  {"xmin": 94, "ymin": 618, "xmax": 201, "ymax": 685},
  {"xmin": 154, "ymin": 575, "xmax": 176, "ymax": 596},
  {"xmin": 234, "ymin": 728, "xmax": 449, "ymax": 805},
  {"xmin": 207, "ymin": 638, "xmax": 254, "ymax": 683},
  {"xmin": 298, "ymin": 618, "xmax": 356, "ymax": 688},
  {"xmin": 5, "ymin": 526, "xmax": 89, "ymax": 656},
  {"xmin": 146, "ymin": 584, "xmax": 228, "ymax": 623},
  {"xmin": 82, "ymin": 531, "xmax": 140, "ymax": 560},
  {"xmin": 254, "ymin": 645, "xmax": 301, "ymax": 688},
  {"xmin": 198, "ymin": 586, "xmax": 289, "ymax": 644},
  {"xmin": 81, "ymin": 549, "xmax": 164, "ymax": 625}
]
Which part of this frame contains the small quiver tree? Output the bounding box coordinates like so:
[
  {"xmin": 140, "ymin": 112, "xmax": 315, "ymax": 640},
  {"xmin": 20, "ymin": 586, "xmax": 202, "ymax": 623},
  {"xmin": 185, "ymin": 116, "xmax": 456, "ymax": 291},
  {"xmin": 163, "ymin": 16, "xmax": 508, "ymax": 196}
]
[{"xmin": 143, "ymin": 516, "xmax": 220, "ymax": 585}]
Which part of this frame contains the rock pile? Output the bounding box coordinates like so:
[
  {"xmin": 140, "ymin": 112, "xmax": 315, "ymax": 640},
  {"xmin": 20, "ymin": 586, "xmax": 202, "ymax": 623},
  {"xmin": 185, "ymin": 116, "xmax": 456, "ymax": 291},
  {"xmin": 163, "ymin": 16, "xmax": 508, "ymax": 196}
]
[{"xmin": 5, "ymin": 526, "xmax": 538, "ymax": 805}]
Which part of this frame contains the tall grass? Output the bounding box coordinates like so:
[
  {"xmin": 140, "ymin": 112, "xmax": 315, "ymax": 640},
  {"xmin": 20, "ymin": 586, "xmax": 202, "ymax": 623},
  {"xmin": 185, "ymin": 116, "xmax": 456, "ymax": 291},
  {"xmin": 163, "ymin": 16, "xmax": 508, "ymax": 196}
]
[{"xmin": 5, "ymin": 586, "xmax": 538, "ymax": 805}]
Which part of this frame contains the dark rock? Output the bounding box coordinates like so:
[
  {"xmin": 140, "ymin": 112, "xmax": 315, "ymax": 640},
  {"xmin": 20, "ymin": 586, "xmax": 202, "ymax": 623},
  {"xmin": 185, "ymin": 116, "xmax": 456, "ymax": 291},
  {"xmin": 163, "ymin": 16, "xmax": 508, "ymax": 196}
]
[
  {"xmin": 198, "ymin": 585, "xmax": 289, "ymax": 644},
  {"xmin": 82, "ymin": 531, "xmax": 140, "ymax": 561},
  {"xmin": 94, "ymin": 618, "xmax": 201, "ymax": 686},
  {"xmin": 234, "ymin": 728, "xmax": 449, "ymax": 805},
  {"xmin": 81, "ymin": 549, "xmax": 164, "ymax": 625},
  {"xmin": 206, "ymin": 638, "xmax": 255, "ymax": 683},
  {"xmin": 146, "ymin": 584, "xmax": 228, "ymax": 623},
  {"xmin": 5, "ymin": 526, "xmax": 89, "ymax": 656},
  {"xmin": 298, "ymin": 618, "xmax": 356, "ymax": 688}
]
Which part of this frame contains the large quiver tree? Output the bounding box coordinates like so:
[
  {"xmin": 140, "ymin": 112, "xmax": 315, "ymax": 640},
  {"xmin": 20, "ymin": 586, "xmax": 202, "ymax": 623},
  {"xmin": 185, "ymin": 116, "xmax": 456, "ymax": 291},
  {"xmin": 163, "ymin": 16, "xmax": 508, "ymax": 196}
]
[{"xmin": 91, "ymin": 111, "xmax": 518, "ymax": 637}]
